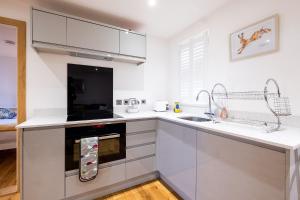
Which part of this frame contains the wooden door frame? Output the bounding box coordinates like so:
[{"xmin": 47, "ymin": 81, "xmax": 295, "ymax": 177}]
[{"xmin": 0, "ymin": 16, "xmax": 26, "ymax": 195}]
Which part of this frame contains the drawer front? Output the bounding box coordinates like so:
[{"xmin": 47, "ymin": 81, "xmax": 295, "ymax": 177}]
[
  {"xmin": 126, "ymin": 120, "xmax": 156, "ymax": 133},
  {"xmin": 126, "ymin": 156, "xmax": 156, "ymax": 180},
  {"xmin": 66, "ymin": 163, "xmax": 125, "ymax": 197},
  {"xmin": 127, "ymin": 144, "xmax": 155, "ymax": 161},
  {"xmin": 127, "ymin": 131, "xmax": 156, "ymax": 147}
]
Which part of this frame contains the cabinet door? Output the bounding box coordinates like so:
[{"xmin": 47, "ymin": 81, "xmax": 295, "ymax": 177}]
[
  {"xmin": 67, "ymin": 18, "xmax": 119, "ymax": 53},
  {"xmin": 32, "ymin": 10, "xmax": 67, "ymax": 45},
  {"xmin": 196, "ymin": 131, "xmax": 285, "ymax": 200},
  {"xmin": 120, "ymin": 31, "xmax": 146, "ymax": 58},
  {"xmin": 157, "ymin": 121, "xmax": 197, "ymax": 200},
  {"xmin": 23, "ymin": 128, "xmax": 65, "ymax": 200}
]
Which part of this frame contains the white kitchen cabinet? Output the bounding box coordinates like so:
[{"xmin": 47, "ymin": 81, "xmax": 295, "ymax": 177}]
[
  {"xmin": 196, "ymin": 131, "xmax": 286, "ymax": 200},
  {"xmin": 126, "ymin": 120, "xmax": 157, "ymax": 133},
  {"xmin": 157, "ymin": 121, "xmax": 197, "ymax": 200},
  {"xmin": 66, "ymin": 163, "xmax": 126, "ymax": 197},
  {"xmin": 126, "ymin": 156, "xmax": 156, "ymax": 180},
  {"xmin": 22, "ymin": 128, "xmax": 65, "ymax": 200},
  {"xmin": 126, "ymin": 131, "xmax": 156, "ymax": 147},
  {"xmin": 32, "ymin": 9, "xmax": 67, "ymax": 45},
  {"xmin": 126, "ymin": 144, "xmax": 155, "ymax": 161},
  {"xmin": 67, "ymin": 18, "xmax": 119, "ymax": 54},
  {"xmin": 120, "ymin": 31, "xmax": 146, "ymax": 58}
]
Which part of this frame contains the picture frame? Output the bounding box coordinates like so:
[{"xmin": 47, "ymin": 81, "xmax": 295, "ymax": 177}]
[{"xmin": 230, "ymin": 14, "xmax": 279, "ymax": 61}]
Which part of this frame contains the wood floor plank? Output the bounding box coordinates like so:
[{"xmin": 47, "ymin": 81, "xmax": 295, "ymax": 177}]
[
  {"xmin": 97, "ymin": 180, "xmax": 181, "ymax": 200},
  {"xmin": 0, "ymin": 192, "xmax": 19, "ymax": 200},
  {"xmin": 0, "ymin": 150, "xmax": 16, "ymax": 190}
]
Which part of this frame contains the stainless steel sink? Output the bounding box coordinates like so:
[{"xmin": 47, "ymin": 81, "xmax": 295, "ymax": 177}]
[{"xmin": 178, "ymin": 116, "xmax": 211, "ymax": 122}]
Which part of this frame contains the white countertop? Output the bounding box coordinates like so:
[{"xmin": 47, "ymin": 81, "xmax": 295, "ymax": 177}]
[{"xmin": 17, "ymin": 111, "xmax": 300, "ymax": 150}]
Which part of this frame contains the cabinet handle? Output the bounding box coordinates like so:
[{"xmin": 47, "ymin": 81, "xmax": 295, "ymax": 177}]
[{"xmin": 75, "ymin": 134, "xmax": 120, "ymax": 144}]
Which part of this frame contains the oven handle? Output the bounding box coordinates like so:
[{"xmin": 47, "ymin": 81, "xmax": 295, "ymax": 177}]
[{"xmin": 75, "ymin": 133, "xmax": 120, "ymax": 144}]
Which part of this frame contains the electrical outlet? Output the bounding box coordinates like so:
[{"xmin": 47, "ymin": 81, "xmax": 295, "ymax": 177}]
[
  {"xmin": 116, "ymin": 99, "xmax": 122, "ymax": 105},
  {"xmin": 141, "ymin": 99, "xmax": 146, "ymax": 104},
  {"xmin": 123, "ymin": 99, "xmax": 129, "ymax": 105}
]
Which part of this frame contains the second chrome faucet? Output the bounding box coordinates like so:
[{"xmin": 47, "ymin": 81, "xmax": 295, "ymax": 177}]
[{"xmin": 196, "ymin": 90, "xmax": 215, "ymax": 122}]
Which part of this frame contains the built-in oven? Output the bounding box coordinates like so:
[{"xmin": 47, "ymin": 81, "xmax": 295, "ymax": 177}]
[{"xmin": 65, "ymin": 122, "xmax": 126, "ymax": 171}]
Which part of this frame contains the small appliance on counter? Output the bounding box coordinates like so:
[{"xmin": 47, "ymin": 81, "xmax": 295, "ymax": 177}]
[
  {"xmin": 126, "ymin": 98, "xmax": 140, "ymax": 113},
  {"xmin": 173, "ymin": 101, "xmax": 182, "ymax": 113},
  {"xmin": 153, "ymin": 101, "xmax": 169, "ymax": 112}
]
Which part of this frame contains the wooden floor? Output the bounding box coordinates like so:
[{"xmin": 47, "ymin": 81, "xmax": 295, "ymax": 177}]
[
  {"xmin": 0, "ymin": 149, "xmax": 16, "ymax": 195},
  {"xmin": 97, "ymin": 180, "xmax": 181, "ymax": 200},
  {"xmin": 0, "ymin": 180, "xmax": 180, "ymax": 200},
  {"xmin": 0, "ymin": 192, "xmax": 19, "ymax": 200}
]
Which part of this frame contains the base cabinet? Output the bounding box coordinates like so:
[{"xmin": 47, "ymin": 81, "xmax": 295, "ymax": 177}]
[
  {"xmin": 125, "ymin": 120, "xmax": 157, "ymax": 180},
  {"xmin": 22, "ymin": 128, "xmax": 65, "ymax": 200},
  {"xmin": 21, "ymin": 119, "xmax": 289, "ymax": 200},
  {"xmin": 157, "ymin": 121, "xmax": 197, "ymax": 200},
  {"xmin": 196, "ymin": 131, "xmax": 286, "ymax": 200}
]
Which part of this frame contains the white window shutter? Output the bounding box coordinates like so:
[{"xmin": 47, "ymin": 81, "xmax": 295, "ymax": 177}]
[{"xmin": 179, "ymin": 30, "xmax": 209, "ymax": 103}]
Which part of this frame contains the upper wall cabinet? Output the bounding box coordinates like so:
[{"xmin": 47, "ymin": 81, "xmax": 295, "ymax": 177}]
[
  {"xmin": 32, "ymin": 10, "xmax": 67, "ymax": 45},
  {"xmin": 120, "ymin": 31, "xmax": 146, "ymax": 58},
  {"xmin": 67, "ymin": 18, "xmax": 119, "ymax": 54},
  {"xmin": 31, "ymin": 8, "xmax": 146, "ymax": 65}
]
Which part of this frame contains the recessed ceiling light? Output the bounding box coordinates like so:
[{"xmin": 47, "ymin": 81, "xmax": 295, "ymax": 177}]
[{"xmin": 148, "ymin": 0, "xmax": 157, "ymax": 7}]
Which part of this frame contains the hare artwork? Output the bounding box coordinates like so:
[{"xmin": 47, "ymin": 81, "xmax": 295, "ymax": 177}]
[{"xmin": 237, "ymin": 27, "xmax": 272, "ymax": 54}]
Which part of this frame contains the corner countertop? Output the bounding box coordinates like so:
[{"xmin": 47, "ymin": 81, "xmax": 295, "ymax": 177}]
[{"xmin": 17, "ymin": 111, "xmax": 300, "ymax": 150}]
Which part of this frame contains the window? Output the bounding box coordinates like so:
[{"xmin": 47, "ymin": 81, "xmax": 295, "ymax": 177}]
[{"xmin": 179, "ymin": 30, "xmax": 209, "ymax": 103}]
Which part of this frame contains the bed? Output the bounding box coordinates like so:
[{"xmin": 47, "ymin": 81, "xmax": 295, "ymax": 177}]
[
  {"xmin": 0, "ymin": 108, "xmax": 17, "ymax": 131},
  {"xmin": 0, "ymin": 118, "xmax": 17, "ymax": 125}
]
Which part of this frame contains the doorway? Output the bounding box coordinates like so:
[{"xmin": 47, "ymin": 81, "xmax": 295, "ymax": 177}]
[{"xmin": 0, "ymin": 16, "xmax": 26, "ymax": 196}]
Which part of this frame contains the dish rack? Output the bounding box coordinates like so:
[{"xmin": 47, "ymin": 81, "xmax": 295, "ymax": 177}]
[{"xmin": 211, "ymin": 78, "xmax": 291, "ymax": 132}]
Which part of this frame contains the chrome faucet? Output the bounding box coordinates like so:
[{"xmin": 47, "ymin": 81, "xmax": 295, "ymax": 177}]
[{"xmin": 196, "ymin": 90, "xmax": 214, "ymax": 121}]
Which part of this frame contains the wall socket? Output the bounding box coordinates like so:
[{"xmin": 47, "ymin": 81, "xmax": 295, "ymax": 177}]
[
  {"xmin": 123, "ymin": 99, "xmax": 129, "ymax": 105},
  {"xmin": 116, "ymin": 99, "xmax": 122, "ymax": 105}
]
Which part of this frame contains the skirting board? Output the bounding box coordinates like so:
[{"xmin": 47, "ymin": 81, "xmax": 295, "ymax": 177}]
[{"xmin": 66, "ymin": 171, "xmax": 159, "ymax": 200}]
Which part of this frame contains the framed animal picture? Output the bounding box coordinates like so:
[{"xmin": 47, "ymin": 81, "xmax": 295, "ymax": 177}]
[{"xmin": 230, "ymin": 15, "xmax": 279, "ymax": 61}]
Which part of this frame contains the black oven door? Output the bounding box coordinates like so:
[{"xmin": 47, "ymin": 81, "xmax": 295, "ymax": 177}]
[{"xmin": 65, "ymin": 123, "xmax": 126, "ymax": 171}]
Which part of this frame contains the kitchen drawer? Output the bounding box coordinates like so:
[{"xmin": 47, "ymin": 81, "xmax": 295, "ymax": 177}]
[
  {"xmin": 66, "ymin": 163, "xmax": 125, "ymax": 197},
  {"xmin": 120, "ymin": 31, "xmax": 146, "ymax": 58},
  {"xmin": 126, "ymin": 156, "xmax": 156, "ymax": 180},
  {"xmin": 126, "ymin": 120, "xmax": 157, "ymax": 133},
  {"xmin": 126, "ymin": 144, "xmax": 155, "ymax": 161},
  {"xmin": 126, "ymin": 131, "xmax": 156, "ymax": 147}
]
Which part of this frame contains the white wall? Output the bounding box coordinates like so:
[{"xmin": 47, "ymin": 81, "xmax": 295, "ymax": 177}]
[
  {"xmin": 0, "ymin": 0, "xmax": 168, "ymax": 117},
  {"xmin": 168, "ymin": 0, "xmax": 300, "ymax": 116},
  {"xmin": 0, "ymin": 56, "xmax": 17, "ymax": 108}
]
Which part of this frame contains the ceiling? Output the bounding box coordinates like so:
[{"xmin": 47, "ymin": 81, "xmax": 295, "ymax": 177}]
[
  {"xmin": 0, "ymin": 24, "xmax": 17, "ymax": 58},
  {"xmin": 35, "ymin": 0, "xmax": 234, "ymax": 38}
]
